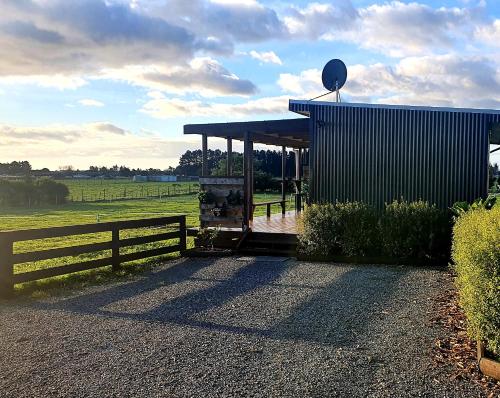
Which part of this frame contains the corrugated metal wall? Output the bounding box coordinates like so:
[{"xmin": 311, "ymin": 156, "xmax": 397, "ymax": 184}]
[{"xmin": 290, "ymin": 101, "xmax": 500, "ymax": 209}]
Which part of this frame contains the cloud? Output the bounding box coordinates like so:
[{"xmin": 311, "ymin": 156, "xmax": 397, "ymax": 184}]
[
  {"xmin": 0, "ymin": 122, "xmax": 201, "ymax": 169},
  {"xmin": 140, "ymin": 93, "xmax": 289, "ymax": 118},
  {"xmin": 281, "ymin": 1, "xmax": 485, "ymax": 57},
  {"xmin": 249, "ymin": 50, "xmax": 282, "ymax": 65},
  {"xmin": 78, "ymin": 99, "xmax": 104, "ymax": 107},
  {"xmin": 283, "ymin": 1, "xmax": 358, "ymax": 39},
  {"xmin": 475, "ymin": 19, "xmax": 500, "ymax": 47},
  {"xmin": 338, "ymin": 2, "xmax": 482, "ymax": 57},
  {"xmin": 147, "ymin": 0, "xmax": 286, "ymax": 43},
  {"xmin": 97, "ymin": 57, "xmax": 257, "ymax": 97},
  {"xmin": 0, "ymin": 74, "xmax": 87, "ymax": 90},
  {"xmin": 0, "ymin": 20, "xmax": 64, "ymax": 43},
  {"xmin": 0, "ymin": 0, "xmax": 250, "ymax": 95}
]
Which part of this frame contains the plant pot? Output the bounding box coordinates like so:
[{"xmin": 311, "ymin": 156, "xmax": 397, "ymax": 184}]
[{"xmin": 477, "ymin": 341, "xmax": 500, "ymax": 381}]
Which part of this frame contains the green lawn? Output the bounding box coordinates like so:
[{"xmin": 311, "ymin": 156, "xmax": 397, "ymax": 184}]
[{"xmin": 0, "ymin": 193, "xmax": 290, "ymax": 296}]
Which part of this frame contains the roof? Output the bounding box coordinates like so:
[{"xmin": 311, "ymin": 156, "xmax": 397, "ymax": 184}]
[
  {"xmin": 289, "ymin": 99, "xmax": 500, "ymax": 117},
  {"xmin": 184, "ymin": 118, "xmax": 309, "ymax": 148}
]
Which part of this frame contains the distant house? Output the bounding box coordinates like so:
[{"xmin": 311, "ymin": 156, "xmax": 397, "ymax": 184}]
[{"xmin": 133, "ymin": 175, "xmax": 177, "ymax": 182}]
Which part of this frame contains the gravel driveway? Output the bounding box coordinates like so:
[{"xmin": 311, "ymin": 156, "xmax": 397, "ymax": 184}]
[{"xmin": 0, "ymin": 257, "xmax": 485, "ymax": 397}]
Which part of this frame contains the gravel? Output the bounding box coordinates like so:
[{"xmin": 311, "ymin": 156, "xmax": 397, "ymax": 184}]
[{"xmin": 0, "ymin": 257, "xmax": 486, "ymax": 397}]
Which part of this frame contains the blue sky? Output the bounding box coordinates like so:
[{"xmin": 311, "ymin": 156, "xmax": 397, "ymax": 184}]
[{"xmin": 0, "ymin": 0, "xmax": 499, "ymax": 169}]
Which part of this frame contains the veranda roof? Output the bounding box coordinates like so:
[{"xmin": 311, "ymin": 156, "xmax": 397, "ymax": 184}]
[{"xmin": 184, "ymin": 118, "xmax": 309, "ymax": 148}]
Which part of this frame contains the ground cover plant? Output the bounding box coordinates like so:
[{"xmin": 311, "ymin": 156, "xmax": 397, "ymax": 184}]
[
  {"xmin": 298, "ymin": 199, "xmax": 451, "ymax": 261},
  {"xmin": 452, "ymin": 204, "xmax": 500, "ymax": 358}
]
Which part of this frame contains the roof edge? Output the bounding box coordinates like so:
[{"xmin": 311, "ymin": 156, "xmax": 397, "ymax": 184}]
[{"xmin": 289, "ymin": 99, "xmax": 500, "ymax": 115}]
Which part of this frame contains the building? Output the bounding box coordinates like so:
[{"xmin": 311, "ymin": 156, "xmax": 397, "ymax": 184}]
[
  {"xmin": 133, "ymin": 175, "xmax": 177, "ymax": 182},
  {"xmin": 185, "ymin": 100, "xmax": 500, "ymax": 229}
]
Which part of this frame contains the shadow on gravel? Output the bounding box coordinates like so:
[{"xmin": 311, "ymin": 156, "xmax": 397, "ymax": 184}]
[
  {"xmin": 36, "ymin": 258, "xmax": 411, "ymax": 348},
  {"xmin": 268, "ymin": 266, "xmax": 409, "ymax": 346}
]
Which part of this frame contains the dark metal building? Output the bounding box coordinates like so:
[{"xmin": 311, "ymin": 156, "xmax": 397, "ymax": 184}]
[{"xmin": 290, "ymin": 100, "xmax": 500, "ymax": 208}]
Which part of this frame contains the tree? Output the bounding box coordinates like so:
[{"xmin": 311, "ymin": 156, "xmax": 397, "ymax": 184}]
[{"xmin": 0, "ymin": 161, "xmax": 32, "ymax": 175}]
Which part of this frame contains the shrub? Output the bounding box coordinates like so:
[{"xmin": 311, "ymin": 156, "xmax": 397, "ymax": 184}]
[
  {"xmin": 452, "ymin": 206, "xmax": 500, "ymax": 356},
  {"xmin": 335, "ymin": 201, "xmax": 380, "ymax": 256},
  {"xmin": 0, "ymin": 178, "xmax": 69, "ymax": 207},
  {"xmin": 298, "ymin": 201, "xmax": 379, "ymax": 257},
  {"xmin": 379, "ymin": 199, "xmax": 450, "ymax": 260},
  {"xmin": 35, "ymin": 178, "xmax": 69, "ymax": 205},
  {"xmin": 298, "ymin": 199, "xmax": 451, "ymax": 261},
  {"xmin": 298, "ymin": 203, "xmax": 339, "ymax": 257}
]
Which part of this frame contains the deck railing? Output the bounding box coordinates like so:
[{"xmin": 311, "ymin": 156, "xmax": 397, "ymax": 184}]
[
  {"xmin": 0, "ymin": 215, "xmax": 186, "ymax": 298},
  {"xmin": 251, "ymin": 200, "xmax": 286, "ymax": 219}
]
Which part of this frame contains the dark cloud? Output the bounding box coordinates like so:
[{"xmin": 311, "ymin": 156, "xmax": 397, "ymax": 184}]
[{"xmin": 1, "ymin": 21, "xmax": 64, "ymax": 44}]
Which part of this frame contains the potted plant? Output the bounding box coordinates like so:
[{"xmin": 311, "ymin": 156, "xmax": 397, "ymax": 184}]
[
  {"xmin": 198, "ymin": 190, "xmax": 216, "ymax": 209},
  {"xmin": 226, "ymin": 190, "xmax": 243, "ymax": 217}
]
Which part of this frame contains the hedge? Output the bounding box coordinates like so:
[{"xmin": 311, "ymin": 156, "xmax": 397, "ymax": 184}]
[
  {"xmin": 298, "ymin": 199, "xmax": 451, "ymax": 261},
  {"xmin": 452, "ymin": 205, "xmax": 500, "ymax": 357}
]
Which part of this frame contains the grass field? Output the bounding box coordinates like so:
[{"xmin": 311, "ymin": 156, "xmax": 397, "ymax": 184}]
[
  {"xmin": 0, "ymin": 191, "xmax": 291, "ymax": 296},
  {"xmin": 61, "ymin": 179, "xmax": 199, "ymax": 202}
]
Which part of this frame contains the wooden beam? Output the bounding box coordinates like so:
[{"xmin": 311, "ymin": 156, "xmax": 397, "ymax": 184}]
[
  {"xmin": 281, "ymin": 145, "xmax": 286, "ymax": 204},
  {"xmin": 202, "ymin": 134, "xmax": 208, "ymax": 176},
  {"xmin": 295, "ymin": 149, "xmax": 301, "ymax": 180},
  {"xmin": 295, "ymin": 149, "xmax": 302, "ymax": 212},
  {"xmin": 227, "ymin": 137, "xmax": 233, "ymax": 176},
  {"xmin": 243, "ymin": 132, "xmax": 253, "ymax": 227}
]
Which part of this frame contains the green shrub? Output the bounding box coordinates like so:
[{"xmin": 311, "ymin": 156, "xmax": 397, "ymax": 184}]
[
  {"xmin": 335, "ymin": 201, "xmax": 380, "ymax": 256},
  {"xmin": 36, "ymin": 178, "xmax": 69, "ymax": 205},
  {"xmin": 298, "ymin": 203, "xmax": 339, "ymax": 257},
  {"xmin": 452, "ymin": 206, "xmax": 500, "ymax": 356},
  {"xmin": 0, "ymin": 178, "xmax": 69, "ymax": 207},
  {"xmin": 298, "ymin": 201, "xmax": 379, "ymax": 257},
  {"xmin": 298, "ymin": 199, "xmax": 451, "ymax": 261},
  {"xmin": 379, "ymin": 199, "xmax": 450, "ymax": 259}
]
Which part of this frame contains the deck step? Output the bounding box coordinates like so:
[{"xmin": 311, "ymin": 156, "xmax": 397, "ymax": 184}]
[
  {"xmin": 239, "ymin": 247, "xmax": 295, "ymax": 257},
  {"xmin": 238, "ymin": 231, "xmax": 297, "ymax": 257}
]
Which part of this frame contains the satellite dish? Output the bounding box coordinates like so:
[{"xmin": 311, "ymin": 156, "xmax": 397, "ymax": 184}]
[{"xmin": 322, "ymin": 59, "xmax": 347, "ymax": 92}]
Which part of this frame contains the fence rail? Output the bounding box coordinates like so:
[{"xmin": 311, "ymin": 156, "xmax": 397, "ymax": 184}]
[{"xmin": 0, "ymin": 215, "xmax": 186, "ymax": 298}]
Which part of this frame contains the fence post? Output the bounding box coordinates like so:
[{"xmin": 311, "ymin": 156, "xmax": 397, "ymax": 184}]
[
  {"xmin": 267, "ymin": 203, "xmax": 271, "ymax": 218},
  {"xmin": 0, "ymin": 236, "xmax": 14, "ymax": 298},
  {"xmin": 179, "ymin": 216, "xmax": 186, "ymax": 253},
  {"xmin": 112, "ymin": 228, "xmax": 120, "ymax": 271}
]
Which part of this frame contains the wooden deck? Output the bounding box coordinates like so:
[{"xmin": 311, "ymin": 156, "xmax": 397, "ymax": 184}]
[{"xmin": 250, "ymin": 211, "xmax": 299, "ymax": 235}]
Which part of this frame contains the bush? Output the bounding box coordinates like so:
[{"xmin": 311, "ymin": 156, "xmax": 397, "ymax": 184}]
[
  {"xmin": 452, "ymin": 206, "xmax": 500, "ymax": 356},
  {"xmin": 335, "ymin": 201, "xmax": 380, "ymax": 256},
  {"xmin": 298, "ymin": 199, "xmax": 451, "ymax": 261},
  {"xmin": 298, "ymin": 203, "xmax": 339, "ymax": 257},
  {"xmin": 298, "ymin": 201, "xmax": 379, "ymax": 257},
  {"xmin": 0, "ymin": 178, "xmax": 69, "ymax": 207},
  {"xmin": 379, "ymin": 199, "xmax": 450, "ymax": 260},
  {"xmin": 35, "ymin": 178, "xmax": 69, "ymax": 205}
]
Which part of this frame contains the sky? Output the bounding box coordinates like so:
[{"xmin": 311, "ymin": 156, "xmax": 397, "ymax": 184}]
[{"xmin": 0, "ymin": 0, "xmax": 499, "ymax": 170}]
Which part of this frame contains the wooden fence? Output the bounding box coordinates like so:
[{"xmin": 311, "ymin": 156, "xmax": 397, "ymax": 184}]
[{"xmin": 0, "ymin": 215, "xmax": 186, "ymax": 298}]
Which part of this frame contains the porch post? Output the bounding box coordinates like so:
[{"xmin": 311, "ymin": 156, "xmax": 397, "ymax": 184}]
[
  {"xmin": 202, "ymin": 134, "xmax": 208, "ymax": 176},
  {"xmin": 295, "ymin": 148, "xmax": 302, "ymax": 212},
  {"xmin": 243, "ymin": 132, "xmax": 254, "ymax": 227},
  {"xmin": 281, "ymin": 145, "xmax": 286, "ymax": 215},
  {"xmin": 226, "ymin": 137, "xmax": 233, "ymax": 176}
]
